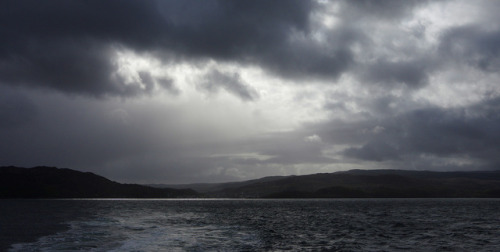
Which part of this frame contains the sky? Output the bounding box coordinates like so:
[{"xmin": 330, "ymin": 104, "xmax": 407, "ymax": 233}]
[{"xmin": 1, "ymin": 0, "xmax": 500, "ymax": 184}]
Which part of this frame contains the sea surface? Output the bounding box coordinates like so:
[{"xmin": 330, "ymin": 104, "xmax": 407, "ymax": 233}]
[{"xmin": 1, "ymin": 199, "xmax": 500, "ymax": 251}]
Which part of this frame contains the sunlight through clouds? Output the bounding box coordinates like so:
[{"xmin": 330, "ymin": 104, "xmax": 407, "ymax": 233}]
[{"xmin": 2, "ymin": 0, "xmax": 500, "ymax": 183}]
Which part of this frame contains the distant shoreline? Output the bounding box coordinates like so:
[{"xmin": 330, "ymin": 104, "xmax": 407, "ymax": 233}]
[{"xmin": 2, "ymin": 166, "xmax": 500, "ymax": 199}]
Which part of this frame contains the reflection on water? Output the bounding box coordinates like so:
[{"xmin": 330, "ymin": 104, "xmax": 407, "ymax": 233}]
[{"xmin": 2, "ymin": 199, "xmax": 500, "ymax": 251}]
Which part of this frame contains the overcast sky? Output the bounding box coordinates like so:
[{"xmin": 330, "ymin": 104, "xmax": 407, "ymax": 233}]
[{"xmin": 1, "ymin": 0, "xmax": 500, "ymax": 183}]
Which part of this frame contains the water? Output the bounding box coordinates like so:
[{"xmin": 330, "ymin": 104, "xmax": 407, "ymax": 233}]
[{"xmin": 1, "ymin": 199, "xmax": 500, "ymax": 251}]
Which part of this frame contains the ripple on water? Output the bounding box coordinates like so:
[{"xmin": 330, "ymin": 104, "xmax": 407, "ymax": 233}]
[{"xmin": 6, "ymin": 199, "xmax": 500, "ymax": 251}]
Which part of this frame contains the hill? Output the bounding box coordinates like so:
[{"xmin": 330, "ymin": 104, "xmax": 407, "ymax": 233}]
[
  {"xmin": 0, "ymin": 166, "xmax": 199, "ymax": 198},
  {"xmin": 150, "ymin": 175, "xmax": 287, "ymax": 193},
  {"xmin": 163, "ymin": 169, "xmax": 500, "ymax": 198},
  {"xmin": 3, "ymin": 167, "xmax": 500, "ymax": 198}
]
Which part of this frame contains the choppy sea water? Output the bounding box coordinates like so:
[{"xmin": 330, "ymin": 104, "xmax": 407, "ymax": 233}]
[{"xmin": 1, "ymin": 199, "xmax": 500, "ymax": 251}]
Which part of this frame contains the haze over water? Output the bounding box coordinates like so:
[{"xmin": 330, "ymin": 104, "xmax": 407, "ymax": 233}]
[{"xmin": 2, "ymin": 199, "xmax": 500, "ymax": 251}]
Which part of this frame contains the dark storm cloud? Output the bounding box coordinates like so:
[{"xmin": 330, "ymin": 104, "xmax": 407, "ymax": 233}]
[
  {"xmin": 0, "ymin": 87, "xmax": 37, "ymax": 129},
  {"xmin": 0, "ymin": 0, "xmax": 318, "ymax": 96},
  {"xmin": 156, "ymin": 0, "xmax": 312, "ymax": 57},
  {"xmin": 155, "ymin": 0, "xmax": 355, "ymax": 81},
  {"xmin": 0, "ymin": 0, "xmax": 166, "ymax": 97},
  {"xmin": 439, "ymin": 25, "xmax": 500, "ymax": 72},
  {"xmin": 340, "ymin": 0, "xmax": 433, "ymax": 20},
  {"xmin": 0, "ymin": 0, "xmax": 457, "ymax": 95},
  {"xmin": 0, "ymin": 41, "xmax": 120, "ymax": 96},
  {"xmin": 265, "ymin": 34, "xmax": 355, "ymax": 81},
  {"xmin": 3, "ymin": 0, "xmax": 500, "ymax": 183},
  {"xmin": 197, "ymin": 70, "xmax": 258, "ymax": 101},
  {"xmin": 358, "ymin": 59, "xmax": 432, "ymax": 88},
  {"xmin": 337, "ymin": 98, "xmax": 500, "ymax": 168}
]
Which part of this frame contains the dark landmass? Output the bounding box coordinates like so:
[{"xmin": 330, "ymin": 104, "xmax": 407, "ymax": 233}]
[
  {"xmin": 0, "ymin": 166, "xmax": 199, "ymax": 198},
  {"xmin": 2, "ymin": 166, "xmax": 500, "ymax": 198},
  {"xmin": 156, "ymin": 169, "xmax": 500, "ymax": 198},
  {"xmin": 150, "ymin": 175, "xmax": 287, "ymax": 193}
]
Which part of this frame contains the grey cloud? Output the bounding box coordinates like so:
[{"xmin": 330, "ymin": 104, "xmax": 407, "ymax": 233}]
[
  {"xmin": 2, "ymin": 0, "xmax": 500, "ymax": 183},
  {"xmin": 160, "ymin": 0, "xmax": 355, "ymax": 81},
  {"xmin": 358, "ymin": 59, "xmax": 432, "ymax": 88},
  {"xmin": 340, "ymin": 0, "xmax": 434, "ymax": 20},
  {"xmin": 344, "ymin": 141, "xmax": 401, "ymax": 162},
  {"xmin": 157, "ymin": 77, "xmax": 180, "ymax": 95},
  {"xmin": 253, "ymin": 132, "xmax": 335, "ymax": 165},
  {"xmin": 0, "ymin": 0, "xmax": 317, "ymax": 96},
  {"xmin": 0, "ymin": 88, "xmax": 37, "ymax": 129},
  {"xmin": 344, "ymin": 1, "xmax": 500, "ymax": 90},
  {"xmin": 138, "ymin": 71, "xmax": 179, "ymax": 95},
  {"xmin": 439, "ymin": 25, "xmax": 500, "ymax": 72},
  {"xmin": 0, "ymin": 40, "xmax": 176, "ymax": 97},
  {"xmin": 339, "ymin": 98, "xmax": 500, "ymax": 168},
  {"xmin": 198, "ymin": 70, "xmax": 258, "ymax": 101},
  {"xmin": 157, "ymin": 0, "xmax": 312, "ymax": 58},
  {"xmin": 265, "ymin": 38, "xmax": 354, "ymax": 81},
  {"xmin": 310, "ymin": 118, "xmax": 375, "ymax": 146},
  {"xmin": 0, "ymin": 41, "xmax": 118, "ymax": 96},
  {"xmin": 0, "ymin": 0, "xmax": 448, "ymax": 97},
  {"xmin": 322, "ymin": 90, "xmax": 425, "ymax": 123},
  {"xmin": 0, "ymin": 0, "xmax": 168, "ymax": 97},
  {"xmin": 137, "ymin": 72, "xmax": 156, "ymax": 93}
]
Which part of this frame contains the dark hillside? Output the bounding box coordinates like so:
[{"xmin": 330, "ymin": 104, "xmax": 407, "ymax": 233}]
[
  {"xmin": 209, "ymin": 170, "xmax": 500, "ymax": 198},
  {"xmin": 0, "ymin": 166, "xmax": 199, "ymax": 198}
]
